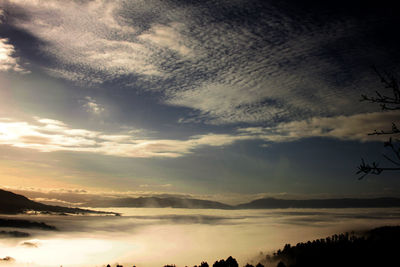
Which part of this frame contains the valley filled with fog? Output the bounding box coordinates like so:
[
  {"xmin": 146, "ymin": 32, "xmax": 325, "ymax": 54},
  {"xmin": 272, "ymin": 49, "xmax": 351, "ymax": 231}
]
[{"xmin": 1, "ymin": 208, "xmax": 400, "ymax": 267}]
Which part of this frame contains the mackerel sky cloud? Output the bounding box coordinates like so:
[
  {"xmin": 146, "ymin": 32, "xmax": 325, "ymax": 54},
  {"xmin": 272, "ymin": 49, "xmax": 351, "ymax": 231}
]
[
  {"xmin": 0, "ymin": 0, "xmax": 399, "ymax": 197},
  {"xmin": 3, "ymin": 0, "xmax": 395, "ymax": 124}
]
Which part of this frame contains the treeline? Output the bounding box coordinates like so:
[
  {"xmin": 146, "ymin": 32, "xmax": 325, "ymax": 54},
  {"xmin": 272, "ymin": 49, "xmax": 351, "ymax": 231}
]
[
  {"xmin": 105, "ymin": 226, "xmax": 400, "ymax": 267},
  {"xmin": 106, "ymin": 256, "xmax": 257, "ymax": 267},
  {"xmin": 262, "ymin": 225, "xmax": 400, "ymax": 267}
]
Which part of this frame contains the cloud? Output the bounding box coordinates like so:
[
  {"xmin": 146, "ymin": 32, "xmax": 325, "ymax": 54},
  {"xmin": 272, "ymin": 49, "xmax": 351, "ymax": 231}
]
[
  {"xmin": 166, "ymin": 82, "xmax": 286, "ymax": 124},
  {"xmin": 0, "ymin": 38, "xmax": 29, "ymax": 73},
  {"xmin": 138, "ymin": 23, "xmax": 192, "ymax": 57},
  {"xmin": 125, "ymin": 214, "xmax": 242, "ymax": 225},
  {"xmin": 0, "ymin": 8, "xmax": 4, "ymax": 22},
  {"xmin": 139, "ymin": 183, "xmax": 172, "ymax": 189},
  {"xmin": 239, "ymin": 110, "xmax": 400, "ymax": 143},
  {"xmin": 3, "ymin": 0, "xmax": 391, "ymax": 125},
  {"xmin": 32, "ymin": 198, "xmax": 83, "ymax": 207},
  {"xmin": 0, "ymin": 110, "xmax": 395, "ymax": 159},
  {"xmin": 3, "ymin": 0, "xmax": 168, "ymax": 84},
  {"xmin": 83, "ymin": 96, "xmax": 104, "ymax": 115},
  {"xmin": 0, "ymin": 116, "xmax": 255, "ymax": 158}
]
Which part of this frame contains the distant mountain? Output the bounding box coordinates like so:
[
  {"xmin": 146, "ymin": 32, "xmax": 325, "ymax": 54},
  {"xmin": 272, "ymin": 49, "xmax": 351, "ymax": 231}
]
[
  {"xmin": 83, "ymin": 196, "xmax": 233, "ymax": 209},
  {"xmin": 4, "ymin": 188, "xmax": 400, "ymax": 212},
  {"xmin": 235, "ymin": 197, "xmax": 400, "ymax": 209},
  {"xmin": 0, "ymin": 189, "xmax": 117, "ymax": 215},
  {"xmin": 76, "ymin": 196, "xmax": 400, "ymax": 209}
]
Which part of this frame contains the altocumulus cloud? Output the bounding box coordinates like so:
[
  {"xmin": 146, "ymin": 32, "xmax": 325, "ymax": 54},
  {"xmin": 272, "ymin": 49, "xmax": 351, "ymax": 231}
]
[
  {"xmin": 239, "ymin": 111, "xmax": 400, "ymax": 143},
  {"xmin": 1, "ymin": 0, "xmax": 395, "ymax": 125}
]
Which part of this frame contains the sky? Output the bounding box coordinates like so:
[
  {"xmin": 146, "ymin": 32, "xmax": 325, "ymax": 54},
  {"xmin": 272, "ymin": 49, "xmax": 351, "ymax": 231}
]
[{"xmin": 0, "ymin": 0, "xmax": 399, "ymax": 204}]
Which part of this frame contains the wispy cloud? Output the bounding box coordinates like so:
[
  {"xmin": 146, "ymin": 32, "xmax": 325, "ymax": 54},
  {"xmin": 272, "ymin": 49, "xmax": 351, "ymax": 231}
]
[
  {"xmin": 139, "ymin": 183, "xmax": 172, "ymax": 189},
  {"xmin": 32, "ymin": 197, "xmax": 83, "ymax": 206},
  {"xmin": 0, "ymin": 111, "xmax": 394, "ymax": 159},
  {"xmin": 0, "ymin": 38, "xmax": 29, "ymax": 73},
  {"xmin": 239, "ymin": 111, "xmax": 400, "ymax": 143},
  {"xmin": 83, "ymin": 96, "xmax": 104, "ymax": 115},
  {"xmin": 0, "ymin": 117, "xmax": 254, "ymax": 158}
]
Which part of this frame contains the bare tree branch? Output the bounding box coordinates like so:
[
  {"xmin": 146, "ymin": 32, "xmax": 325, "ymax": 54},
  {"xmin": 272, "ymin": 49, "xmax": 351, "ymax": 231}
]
[
  {"xmin": 357, "ymin": 68, "xmax": 400, "ymax": 179},
  {"xmin": 368, "ymin": 123, "xmax": 400, "ymax": 136}
]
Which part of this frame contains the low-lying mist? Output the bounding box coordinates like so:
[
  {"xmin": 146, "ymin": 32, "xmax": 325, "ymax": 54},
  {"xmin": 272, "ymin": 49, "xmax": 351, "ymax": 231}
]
[{"xmin": 1, "ymin": 208, "xmax": 400, "ymax": 267}]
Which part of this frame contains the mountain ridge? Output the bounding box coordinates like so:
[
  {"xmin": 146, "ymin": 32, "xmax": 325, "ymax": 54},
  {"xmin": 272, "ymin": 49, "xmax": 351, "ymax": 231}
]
[
  {"xmin": 0, "ymin": 189, "xmax": 117, "ymax": 215},
  {"xmin": 80, "ymin": 195, "xmax": 400, "ymax": 209},
  {"xmin": 82, "ymin": 196, "xmax": 234, "ymax": 209},
  {"xmin": 2, "ymin": 189, "xmax": 400, "ymax": 212}
]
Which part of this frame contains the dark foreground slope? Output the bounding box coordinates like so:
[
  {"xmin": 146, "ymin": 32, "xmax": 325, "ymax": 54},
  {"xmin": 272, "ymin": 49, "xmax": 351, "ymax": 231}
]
[
  {"xmin": 260, "ymin": 226, "xmax": 400, "ymax": 267},
  {"xmin": 0, "ymin": 189, "xmax": 117, "ymax": 215}
]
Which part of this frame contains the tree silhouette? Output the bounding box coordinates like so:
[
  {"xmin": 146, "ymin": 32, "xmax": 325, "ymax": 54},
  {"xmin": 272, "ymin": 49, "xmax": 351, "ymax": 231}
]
[
  {"xmin": 212, "ymin": 256, "xmax": 238, "ymax": 267},
  {"xmin": 262, "ymin": 226, "xmax": 400, "ymax": 267},
  {"xmin": 357, "ymin": 68, "xmax": 400, "ymax": 179},
  {"xmin": 194, "ymin": 261, "xmax": 209, "ymax": 267}
]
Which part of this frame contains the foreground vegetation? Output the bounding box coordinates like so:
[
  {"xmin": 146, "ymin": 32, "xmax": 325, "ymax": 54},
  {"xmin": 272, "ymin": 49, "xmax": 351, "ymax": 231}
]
[
  {"xmin": 264, "ymin": 225, "xmax": 400, "ymax": 267},
  {"xmin": 103, "ymin": 226, "xmax": 400, "ymax": 267}
]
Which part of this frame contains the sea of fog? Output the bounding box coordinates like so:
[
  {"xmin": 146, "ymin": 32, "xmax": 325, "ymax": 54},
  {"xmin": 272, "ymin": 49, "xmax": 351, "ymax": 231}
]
[{"xmin": 1, "ymin": 208, "xmax": 400, "ymax": 267}]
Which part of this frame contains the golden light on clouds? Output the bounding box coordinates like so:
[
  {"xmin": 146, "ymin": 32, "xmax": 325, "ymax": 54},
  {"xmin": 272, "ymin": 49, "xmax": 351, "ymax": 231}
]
[
  {"xmin": 0, "ymin": 111, "xmax": 396, "ymax": 160},
  {"xmin": 0, "ymin": 117, "xmax": 254, "ymax": 158}
]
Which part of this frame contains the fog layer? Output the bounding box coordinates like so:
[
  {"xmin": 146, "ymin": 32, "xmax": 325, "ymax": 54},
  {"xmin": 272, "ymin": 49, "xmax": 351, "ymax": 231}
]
[{"xmin": 1, "ymin": 208, "xmax": 400, "ymax": 267}]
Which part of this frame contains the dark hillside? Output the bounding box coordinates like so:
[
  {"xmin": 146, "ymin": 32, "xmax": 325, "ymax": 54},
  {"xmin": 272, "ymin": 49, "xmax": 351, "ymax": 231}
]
[
  {"xmin": 0, "ymin": 189, "xmax": 117, "ymax": 215},
  {"xmin": 261, "ymin": 226, "xmax": 400, "ymax": 267}
]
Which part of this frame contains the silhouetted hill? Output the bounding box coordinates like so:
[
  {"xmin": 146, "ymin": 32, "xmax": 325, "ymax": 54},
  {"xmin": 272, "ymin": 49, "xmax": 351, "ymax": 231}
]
[
  {"xmin": 83, "ymin": 196, "xmax": 233, "ymax": 209},
  {"xmin": 0, "ymin": 189, "xmax": 118, "ymax": 215},
  {"xmin": 260, "ymin": 226, "xmax": 400, "ymax": 267},
  {"xmin": 236, "ymin": 197, "xmax": 400, "ymax": 209}
]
